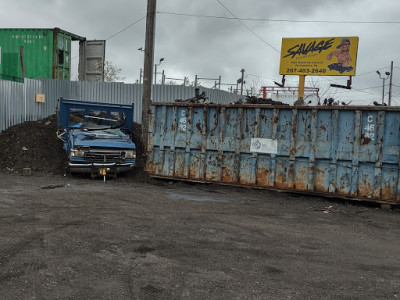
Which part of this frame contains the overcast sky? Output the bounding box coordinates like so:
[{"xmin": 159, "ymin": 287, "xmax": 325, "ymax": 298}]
[{"xmin": 2, "ymin": 0, "xmax": 399, "ymax": 105}]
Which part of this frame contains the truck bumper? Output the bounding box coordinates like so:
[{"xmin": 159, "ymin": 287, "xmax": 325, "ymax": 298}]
[{"xmin": 68, "ymin": 162, "xmax": 135, "ymax": 176}]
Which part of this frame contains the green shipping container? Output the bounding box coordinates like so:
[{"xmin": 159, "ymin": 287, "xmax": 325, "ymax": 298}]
[{"xmin": 0, "ymin": 28, "xmax": 85, "ymax": 82}]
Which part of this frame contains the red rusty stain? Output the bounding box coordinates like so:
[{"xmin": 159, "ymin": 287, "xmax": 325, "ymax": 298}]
[
  {"xmin": 361, "ymin": 134, "xmax": 372, "ymax": 145},
  {"xmin": 222, "ymin": 166, "xmax": 234, "ymax": 183},
  {"xmin": 256, "ymin": 168, "xmax": 270, "ymax": 186},
  {"xmin": 314, "ymin": 169, "xmax": 327, "ymax": 192},
  {"xmin": 145, "ymin": 162, "xmax": 156, "ymax": 173},
  {"xmin": 196, "ymin": 122, "xmax": 202, "ymax": 132},
  {"xmin": 189, "ymin": 162, "xmax": 199, "ymax": 178},
  {"xmin": 357, "ymin": 181, "xmax": 373, "ymax": 197},
  {"xmin": 275, "ymin": 176, "xmax": 287, "ymax": 188},
  {"xmin": 288, "ymin": 164, "xmax": 295, "ymax": 188},
  {"xmin": 294, "ymin": 166, "xmax": 308, "ymax": 191},
  {"xmin": 336, "ymin": 173, "xmax": 350, "ymax": 195},
  {"xmin": 245, "ymin": 121, "xmax": 250, "ymax": 133},
  {"xmin": 381, "ymin": 182, "xmax": 396, "ymax": 201},
  {"xmin": 175, "ymin": 155, "xmax": 184, "ymax": 177},
  {"xmin": 275, "ymin": 165, "xmax": 287, "ymax": 188}
]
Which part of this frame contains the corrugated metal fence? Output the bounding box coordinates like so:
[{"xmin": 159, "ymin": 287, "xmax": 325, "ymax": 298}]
[{"xmin": 0, "ymin": 78, "xmax": 244, "ymax": 132}]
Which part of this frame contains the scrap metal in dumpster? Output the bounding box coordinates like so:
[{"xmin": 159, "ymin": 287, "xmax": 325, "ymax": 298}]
[{"xmin": 145, "ymin": 103, "xmax": 400, "ymax": 205}]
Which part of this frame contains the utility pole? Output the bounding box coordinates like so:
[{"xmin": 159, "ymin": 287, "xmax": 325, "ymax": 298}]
[
  {"xmin": 389, "ymin": 61, "xmax": 394, "ymax": 106},
  {"xmin": 142, "ymin": 0, "xmax": 156, "ymax": 152}
]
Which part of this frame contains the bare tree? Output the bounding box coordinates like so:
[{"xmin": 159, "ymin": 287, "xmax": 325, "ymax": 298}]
[
  {"xmin": 102, "ymin": 61, "xmax": 126, "ymax": 82},
  {"xmin": 164, "ymin": 80, "xmax": 177, "ymax": 85},
  {"xmin": 245, "ymin": 75, "xmax": 270, "ymax": 97},
  {"xmin": 307, "ymin": 77, "xmax": 338, "ymax": 104}
]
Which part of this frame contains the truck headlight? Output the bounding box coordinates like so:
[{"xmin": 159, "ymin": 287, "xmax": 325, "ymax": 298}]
[
  {"xmin": 124, "ymin": 150, "xmax": 136, "ymax": 159},
  {"xmin": 70, "ymin": 149, "xmax": 85, "ymax": 157}
]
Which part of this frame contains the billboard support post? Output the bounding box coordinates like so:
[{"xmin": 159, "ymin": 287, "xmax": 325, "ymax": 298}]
[{"xmin": 298, "ymin": 75, "xmax": 305, "ymax": 100}]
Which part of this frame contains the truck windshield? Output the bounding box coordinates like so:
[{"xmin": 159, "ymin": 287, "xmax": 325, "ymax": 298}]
[
  {"xmin": 67, "ymin": 108, "xmax": 127, "ymax": 130},
  {"xmin": 81, "ymin": 116, "xmax": 123, "ymax": 130}
]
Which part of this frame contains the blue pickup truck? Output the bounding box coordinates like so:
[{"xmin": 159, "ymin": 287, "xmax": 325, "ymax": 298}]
[{"xmin": 57, "ymin": 98, "xmax": 136, "ymax": 178}]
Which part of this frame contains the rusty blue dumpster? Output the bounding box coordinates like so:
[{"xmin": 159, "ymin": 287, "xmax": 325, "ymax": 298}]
[{"xmin": 145, "ymin": 103, "xmax": 400, "ymax": 205}]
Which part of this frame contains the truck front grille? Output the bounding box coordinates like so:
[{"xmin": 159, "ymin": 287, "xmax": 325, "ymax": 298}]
[{"xmin": 85, "ymin": 149, "xmax": 123, "ymax": 163}]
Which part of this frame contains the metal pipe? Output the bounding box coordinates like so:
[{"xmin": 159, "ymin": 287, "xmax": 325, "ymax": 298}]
[
  {"xmin": 240, "ymin": 69, "xmax": 245, "ymax": 95},
  {"xmin": 389, "ymin": 61, "xmax": 394, "ymax": 106}
]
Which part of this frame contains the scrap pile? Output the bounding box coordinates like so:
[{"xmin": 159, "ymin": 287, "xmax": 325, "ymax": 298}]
[
  {"xmin": 175, "ymin": 88, "xmax": 210, "ymax": 103},
  {"xmin": 233, "ymin": 96, "xmax": 288, "ymax": 105}
]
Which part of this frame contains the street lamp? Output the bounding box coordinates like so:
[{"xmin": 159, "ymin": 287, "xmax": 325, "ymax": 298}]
[
  {"xmin": 376, "ymin": 70, "xmax": 390, "ymax": 105},
  {"xmin": 154, "ymin": 58, "xmax": 164, "ymax": 84},
  {"xmin": 138, "ymin": 47, "xmax": 145, "ymax": 83}
]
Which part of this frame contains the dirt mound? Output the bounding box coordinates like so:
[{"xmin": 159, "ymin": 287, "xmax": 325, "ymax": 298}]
[
  {"xmin": 0, "ymin": 115, "xmax": 151, "ymax": 182},
  {"xmin": 0, "ymin": 115, "xmax": 67, "ymax": 175}
]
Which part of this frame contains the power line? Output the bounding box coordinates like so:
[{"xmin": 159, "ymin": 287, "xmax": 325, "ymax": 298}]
[
  {"xmin": 246, "ymin": 73, "xmax": 277, "ymax": 81},
  {"xmin": 105, "ymin": 16, "xmax": 146, "ymax": 41},
  {"xmin": 356, "ymin": 85, "xmax": 387, "ymax": 91},
  {"xmin": 157, "ymin": 11, "xmax": 400, "ymax": 24},
  {"xmin": 355, "ymin": 68, "xmax": 388, "ymax": 77},
  {"xmin": 215, "ymin": 0, "xmax": 280, "ymax": 53}
]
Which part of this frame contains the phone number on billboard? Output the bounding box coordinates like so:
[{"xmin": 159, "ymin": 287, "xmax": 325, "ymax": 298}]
[{"xmin": 286, "ymin": 68, "xmax": 327, "ymax": 74}]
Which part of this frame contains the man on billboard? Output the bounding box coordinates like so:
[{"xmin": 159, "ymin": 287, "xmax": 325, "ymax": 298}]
[{"xmin": 326, "ymin": 38, "xmax": 353, "ymax": 74}]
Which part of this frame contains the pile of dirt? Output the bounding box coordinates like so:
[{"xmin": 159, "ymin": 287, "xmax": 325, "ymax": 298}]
[
  {"xmin": 0, "ymin": 115, "xmax": 67, "ymax": 175},
  {"xmin": 0, "ymin": 115, "xmax": 151, "ymax": 181}
]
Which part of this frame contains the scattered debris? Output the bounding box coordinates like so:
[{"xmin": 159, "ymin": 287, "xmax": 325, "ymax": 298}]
[
  {"xmin": 321, "ymin": 97, "xmax": 339, "ymax": 106},
  {"xmin": 40, "ymin": 184, "xmax": 65, "ymax": 190},
  {"xmin": 373, "ymin": 101, "xmax": 387, "ymax": 106},
  {"xmin": 233, "ymin": 96, "xmax": 288, "ymax": 105},
  {"xmin": 308, "ymin": 205, "xmax": 368, "ymax": 215},
  {"xmin": 175, "ymin": 88, "xmax": 209, "ymax": 103},
  {"xmin": 22, "ymin": 168, "xmax": 32, "ymax": 176}
]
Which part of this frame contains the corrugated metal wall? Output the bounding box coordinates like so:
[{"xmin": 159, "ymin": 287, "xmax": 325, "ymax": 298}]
[
  {"xmin": 0, "ymin": 78, "xmax": 244, "ymax": 132},
  {"xmin": 0, "ymin": 79, "xmax": 44, "ymax": 132}
]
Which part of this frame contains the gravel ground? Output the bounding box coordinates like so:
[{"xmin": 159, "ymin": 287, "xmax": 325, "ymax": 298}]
[
  {"xmin": 0, "ymin": 117, "xmax": 400, "ymax": 299},
  {"xmin": 0, "ymin": 173, "xmax": 400, "ymax": 299}
]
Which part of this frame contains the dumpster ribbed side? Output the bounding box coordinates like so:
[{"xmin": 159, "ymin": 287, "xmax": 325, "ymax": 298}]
[{"xmin": 146, "ymin": 103, "xmax": 400, "ymax": 204}]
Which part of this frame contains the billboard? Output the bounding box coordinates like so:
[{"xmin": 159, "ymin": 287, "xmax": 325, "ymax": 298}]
[{"xmin": 279, "ymin": 37, "xmax": 359, "ymax": 76}]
